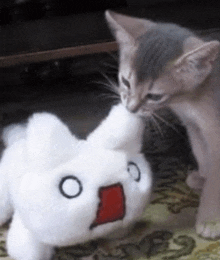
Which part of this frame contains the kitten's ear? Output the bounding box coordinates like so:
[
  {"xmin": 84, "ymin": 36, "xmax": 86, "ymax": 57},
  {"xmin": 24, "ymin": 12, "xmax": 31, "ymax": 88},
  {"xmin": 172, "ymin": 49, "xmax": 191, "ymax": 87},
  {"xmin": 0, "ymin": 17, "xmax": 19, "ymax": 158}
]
[
  {"xmin": 105, "ymin": 10, "xmax": 155, "ymax": 45},
  {"xmin": 26, "ymin": 113, "xmax": 78, "ymax": 171},
  {"xmin": 172, "ymin": 40, "xmax": 220, "ymax": 89}
]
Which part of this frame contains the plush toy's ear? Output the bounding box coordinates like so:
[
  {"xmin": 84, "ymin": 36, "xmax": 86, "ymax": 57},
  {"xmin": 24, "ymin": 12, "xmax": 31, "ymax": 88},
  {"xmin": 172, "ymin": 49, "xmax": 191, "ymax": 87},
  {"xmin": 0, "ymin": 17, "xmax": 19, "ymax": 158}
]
[
  {"xmin": 26, "ymin": 113, "xmax": 78, "ymax": 171},
  {"xmin": 87, "ymin": 104, "xmax": 145, "ymax": 153}
]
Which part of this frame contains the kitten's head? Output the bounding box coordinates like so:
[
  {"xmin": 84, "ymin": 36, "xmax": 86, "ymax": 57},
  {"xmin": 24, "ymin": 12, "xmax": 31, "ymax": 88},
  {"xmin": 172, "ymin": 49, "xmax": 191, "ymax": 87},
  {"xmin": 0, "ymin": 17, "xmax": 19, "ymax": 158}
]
[{"xmin": 105, "ymin": 11, "xmax": 220, "ymax": 116}]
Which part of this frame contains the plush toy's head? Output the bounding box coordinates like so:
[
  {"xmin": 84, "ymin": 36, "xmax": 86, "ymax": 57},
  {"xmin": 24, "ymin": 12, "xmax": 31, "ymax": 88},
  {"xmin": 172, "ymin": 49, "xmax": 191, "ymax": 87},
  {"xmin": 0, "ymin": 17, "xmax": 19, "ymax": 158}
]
[{"xmin": 3, "ymin": 104, "xmax": 152, "ymax": 247}]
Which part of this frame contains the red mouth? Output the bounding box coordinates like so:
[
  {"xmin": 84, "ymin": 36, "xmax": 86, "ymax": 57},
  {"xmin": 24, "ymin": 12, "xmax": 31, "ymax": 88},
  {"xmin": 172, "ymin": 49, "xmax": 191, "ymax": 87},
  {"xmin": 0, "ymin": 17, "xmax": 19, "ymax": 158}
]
[{"xmin": 90, "ymin": 183, "xmax": 126, "ymax": 229}]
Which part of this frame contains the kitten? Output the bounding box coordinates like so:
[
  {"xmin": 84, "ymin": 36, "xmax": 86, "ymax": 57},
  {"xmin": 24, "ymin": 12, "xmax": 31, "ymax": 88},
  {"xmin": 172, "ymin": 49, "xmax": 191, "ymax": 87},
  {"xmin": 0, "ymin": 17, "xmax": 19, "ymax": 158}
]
[{"xmin": 105, "ymin": 10, "xmax": 220, "ymax": 239}]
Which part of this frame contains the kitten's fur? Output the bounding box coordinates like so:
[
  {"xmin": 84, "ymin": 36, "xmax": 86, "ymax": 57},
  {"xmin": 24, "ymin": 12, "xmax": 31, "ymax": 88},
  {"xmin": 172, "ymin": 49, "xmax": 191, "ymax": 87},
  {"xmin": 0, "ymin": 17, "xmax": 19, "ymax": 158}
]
[{"xmin": 105, "ymin": 10, "xmax": 220, "ymax": 239}]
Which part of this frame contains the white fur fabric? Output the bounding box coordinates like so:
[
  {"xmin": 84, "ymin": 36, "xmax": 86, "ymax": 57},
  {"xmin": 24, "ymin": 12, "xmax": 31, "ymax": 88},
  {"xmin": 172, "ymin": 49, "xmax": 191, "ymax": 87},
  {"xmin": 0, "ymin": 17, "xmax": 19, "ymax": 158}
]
[{"xmin": 0, "ymin": 103, "xmax": 152, "ymax": 260}]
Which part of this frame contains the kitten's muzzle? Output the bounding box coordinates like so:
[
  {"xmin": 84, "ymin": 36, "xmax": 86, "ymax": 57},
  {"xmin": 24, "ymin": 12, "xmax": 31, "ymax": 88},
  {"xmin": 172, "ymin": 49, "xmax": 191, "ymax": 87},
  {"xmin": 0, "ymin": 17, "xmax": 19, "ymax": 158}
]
[{"xmin": 126, "ymin": 99, "xmax": 142, "ymax": 113}]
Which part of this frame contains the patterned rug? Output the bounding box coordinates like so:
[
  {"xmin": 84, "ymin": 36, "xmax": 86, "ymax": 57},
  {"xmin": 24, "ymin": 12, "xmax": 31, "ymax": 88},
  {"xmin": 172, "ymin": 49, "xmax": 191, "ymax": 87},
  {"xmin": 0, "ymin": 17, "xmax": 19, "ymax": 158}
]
[{"xmin": 0, "ymin": 83, "xmax": 220, "ymax": 260}]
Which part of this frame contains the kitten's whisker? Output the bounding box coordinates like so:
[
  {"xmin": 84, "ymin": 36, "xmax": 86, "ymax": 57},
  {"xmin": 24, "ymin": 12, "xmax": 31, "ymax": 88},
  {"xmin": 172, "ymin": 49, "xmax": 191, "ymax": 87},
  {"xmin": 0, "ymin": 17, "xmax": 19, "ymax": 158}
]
[
  {"xmin": 150, "ymin": 114, "xmax": 164, "ymax": 137},
  {"xmin": 152, "ymin": 112, "xmax": 184, "ymax": 137},
  {"xmin": 99, "ymin": 71, "xmax": 117, "ymax": 87},
  {"xmin": 101, "ymin": 61, "xmax": 118, "ymax": 70},
  {"xmin": 104, "ymin": 85, "xmax": 119, "ymax": 97},
  {"xmin": 95, "ymin": 72, "xmax": 119, "ymax": 95},
  {"xmin": 96, "ymin": 92, "xmax": 120, "ymax": 102},
  {"xmin": 92, "ymin": 80, "xmax": 119, "ymax": 96},
  {"xmin": 98, "ymin": 94, "xmax": 120, "ymax": 106},
  {"xmin": 106, "ymin": 51, "xmax": 118, "ymax": 62}
]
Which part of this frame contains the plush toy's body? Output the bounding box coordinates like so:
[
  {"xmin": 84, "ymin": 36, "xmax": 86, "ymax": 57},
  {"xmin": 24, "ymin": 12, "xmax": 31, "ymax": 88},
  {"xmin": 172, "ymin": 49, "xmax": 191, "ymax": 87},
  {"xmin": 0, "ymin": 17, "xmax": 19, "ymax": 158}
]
[{"xmin": 0, "ymin": 104, "xmax": 152, "ymax": 260}]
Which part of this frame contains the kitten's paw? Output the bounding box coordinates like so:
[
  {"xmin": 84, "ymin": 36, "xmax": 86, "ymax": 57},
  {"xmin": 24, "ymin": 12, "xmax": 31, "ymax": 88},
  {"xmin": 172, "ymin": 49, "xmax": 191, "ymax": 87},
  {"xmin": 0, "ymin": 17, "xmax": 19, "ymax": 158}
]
[
  {"xmin": 186, "ymin": 171, "xmax": 205, "ymax": 190},
  {"xmin": 196, "ymin": 220, "xmax": 220, "ymax": 239}
]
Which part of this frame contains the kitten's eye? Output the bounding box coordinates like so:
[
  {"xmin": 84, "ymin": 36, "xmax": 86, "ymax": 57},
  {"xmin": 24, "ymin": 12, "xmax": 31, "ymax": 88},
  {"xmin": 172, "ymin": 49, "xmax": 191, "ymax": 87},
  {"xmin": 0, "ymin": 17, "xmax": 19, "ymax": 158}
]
[
  {"xmin": 146, "ymin": 93, "xmax": 164, "ymax": 102},
  {"xmin": 121, "ymin": 76, "xmax": 130, "ymax": 89}
]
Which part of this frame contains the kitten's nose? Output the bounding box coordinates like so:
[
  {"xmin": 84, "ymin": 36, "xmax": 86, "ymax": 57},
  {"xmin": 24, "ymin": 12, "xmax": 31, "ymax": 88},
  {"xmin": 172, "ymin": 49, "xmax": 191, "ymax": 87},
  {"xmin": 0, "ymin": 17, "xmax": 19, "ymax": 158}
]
[{"xmin": 127, "ymin": 99, "xmax": 141, "ymax": 113}]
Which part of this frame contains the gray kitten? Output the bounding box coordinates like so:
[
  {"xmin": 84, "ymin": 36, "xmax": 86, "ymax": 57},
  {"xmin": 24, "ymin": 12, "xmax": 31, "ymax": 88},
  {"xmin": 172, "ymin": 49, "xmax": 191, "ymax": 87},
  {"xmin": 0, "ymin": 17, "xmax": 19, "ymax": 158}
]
[{"xmin": 105, "ymin": 10, "xmax": 220, "ymax": 239}]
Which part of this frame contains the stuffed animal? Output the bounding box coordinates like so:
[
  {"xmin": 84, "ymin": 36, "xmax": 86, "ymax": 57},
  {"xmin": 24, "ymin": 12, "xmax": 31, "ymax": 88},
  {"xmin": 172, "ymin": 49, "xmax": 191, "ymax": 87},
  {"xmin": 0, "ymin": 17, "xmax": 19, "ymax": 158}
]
[{"xmin": 0, "ymin": 103, "xmax": 152, "ymax": 260}]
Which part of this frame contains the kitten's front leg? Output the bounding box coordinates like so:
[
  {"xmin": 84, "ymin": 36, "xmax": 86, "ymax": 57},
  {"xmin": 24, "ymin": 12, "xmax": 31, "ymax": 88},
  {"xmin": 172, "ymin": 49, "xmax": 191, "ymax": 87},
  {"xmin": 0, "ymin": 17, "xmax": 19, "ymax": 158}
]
[
  {"xmin": 185, "ymin": 125, "xmax": 206, "ymax": 190},
  {"xmin": 7, "ymin": 213, "xmax": 54, "ymax": 260},
  {"xmin": 196, "ymin": 167, "xmax": 220, "ymax": 239},
  {"xmin": 193, "ymin": 124, "xmax": 220, "ymax": 238},
  {"xmin": 186, "ymin": 125, "xmax": 220, "ymax": 238},
  {"xmin": 186, "ymin": 171, "xmax": 205, "ymax": 190}
]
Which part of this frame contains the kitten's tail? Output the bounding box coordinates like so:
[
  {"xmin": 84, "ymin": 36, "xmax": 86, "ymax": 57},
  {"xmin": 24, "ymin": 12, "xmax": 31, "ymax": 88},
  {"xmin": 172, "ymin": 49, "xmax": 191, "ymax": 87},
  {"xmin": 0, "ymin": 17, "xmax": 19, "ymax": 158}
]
[{"xmin": 2, "ymin": 123, "xmax": 26, "ymax": 147}]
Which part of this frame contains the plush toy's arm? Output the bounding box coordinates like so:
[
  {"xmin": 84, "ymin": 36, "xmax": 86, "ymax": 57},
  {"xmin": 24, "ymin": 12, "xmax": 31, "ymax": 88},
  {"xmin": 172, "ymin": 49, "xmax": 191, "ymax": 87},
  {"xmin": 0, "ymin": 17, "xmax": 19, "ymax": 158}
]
[
  {"xmin": 7, "ymin": 213, "xmax": 54, "ymax": 260},
  {"xmin": 0, "ymin": 124, "xmax": 26, "ymax": 225},
  {"xmin": 0, "ymin": 175, "xmax": 13, "ymax": 225},
  {"xmin": 2, "ymin": 124, "xmax": 26, "ymax": 147},
  {"xmin": 87, "ymin": 103, "xmax": 145, "ymax": 153}
]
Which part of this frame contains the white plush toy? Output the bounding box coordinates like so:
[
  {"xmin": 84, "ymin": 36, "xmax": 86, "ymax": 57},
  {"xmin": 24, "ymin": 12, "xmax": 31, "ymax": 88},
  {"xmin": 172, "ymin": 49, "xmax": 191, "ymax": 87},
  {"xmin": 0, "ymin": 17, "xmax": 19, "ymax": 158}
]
[{"xmin": 0, "ymin": 103, "xmax": 152, "ymax": 260}]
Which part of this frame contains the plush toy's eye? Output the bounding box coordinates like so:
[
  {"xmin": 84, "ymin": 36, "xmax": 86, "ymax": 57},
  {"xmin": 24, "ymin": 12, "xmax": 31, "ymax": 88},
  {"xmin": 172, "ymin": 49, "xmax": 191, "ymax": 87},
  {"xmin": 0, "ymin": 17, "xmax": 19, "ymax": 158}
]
[
  {"xmin": 127, "ymin": 162, "xmax": 141, "ymax": 182},
  {"xmin": 59, "ymin": 176, "xmax": 83, "ymax": 199}
]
